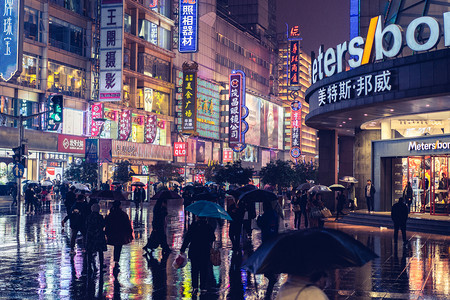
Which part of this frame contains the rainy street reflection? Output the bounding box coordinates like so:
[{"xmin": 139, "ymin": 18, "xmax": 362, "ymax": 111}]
[{"xmin": 0, "ymin": 200, "xmax": 448, "ymax": 299}]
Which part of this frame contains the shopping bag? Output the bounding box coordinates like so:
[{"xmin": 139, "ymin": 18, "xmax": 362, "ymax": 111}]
[
  {"xmin": 210, "ymin": 243, "xmax": 221, "ymax": 266},
  {"xmin": 321, "ymin": 207, "xmax": 332, "ymax": 218},
  {"xmin": 172, "ymin": 253, "xmax": 187, "ymax": 269}
]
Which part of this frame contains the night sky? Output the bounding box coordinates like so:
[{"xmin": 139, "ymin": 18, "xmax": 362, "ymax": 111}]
[{"xmin": 276, "ymin": 0, "xmax": 350, "ymax": 56}]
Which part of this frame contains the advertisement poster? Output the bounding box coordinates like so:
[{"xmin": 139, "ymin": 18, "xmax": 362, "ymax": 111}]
[
  {"xmin": 260, "ymin": 100, "xmax": 280, "ymax": 148},
  {"xmin": 196, "ymin": 140, "xmax": 205, "ymax": 163},
  {"xmin": 145, "ymin": 115, "xmax": 157, "ymax": 144},
  {"xmin": 119, "ymin": 110, "xmax": 131, "ymax": 141},
  {"xmin": 245, "ymin": 94, "xmax": 261, "ymax": 146}
]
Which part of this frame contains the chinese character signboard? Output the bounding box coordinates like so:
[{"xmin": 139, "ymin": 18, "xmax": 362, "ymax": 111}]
[
  {"xmin": 174, "ymin": 142, "xmax": 186, "ymax": 157},
  {"xmin": 119, "ymin": 109, "xmax": 131, "ymax": 141},
  {"xmin": 290, "ymin": 101, "xmax": 302, "ymax": 159},
  {"xmin": 0, "ymin": 0, "xmax": 22, "ymax": 81},
  {"xmin": 91, "ymin": 102, "xmax": 104, "ymax": 136},
  {"xmin": 317, "ymin": 70, "xmax": 393, "ymax": 107},
  {"xmin": 99, "ymin": 0, "xmax": 124, "ymax": 101},
  {"xmin": 223, "ymin": 148, "xmax": 233, "ymax": 163},
  {"xmin": 181, "ymin": 61, "xmax": 198, "ymax": 133},
  {"xmin": 289, "ymin": 40, "xmax": 299, "ymax": 85},
  {"xmin": 196, "ymin": 79, "xmax": 220, "ymax": 139},
  {"xmin": 178, "ymin": 0, "xmax": 198, "ymax": 53},
  {"xmin": 228, "ymin": 70, "xmax": 248, "ymax": 152},
  {"xmin": 145, "ymin": 115, "xmax": 157, "ymax": 143},
  {"xmin": 85, "ymin": 138, "xmax": 98, "ymax": 163},
  {"xmin": 58, "ymin": 134, "xmax": 86, "ymax": 154}
]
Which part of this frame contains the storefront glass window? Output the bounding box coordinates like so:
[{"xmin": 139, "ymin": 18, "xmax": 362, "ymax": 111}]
[
  {"xmin": 47, "ymin": 61, "xmax": 85, "ymax": 98},
  {"xmin": 152, "ymin": 91, "xmax": 169, "ymax": 116},
  {"xmin": 150, "ymin": 0, "xmax": 170, "ymax": 18},
  {"xmin": 137, "ymin": 53, "xmax": 170, "ymax": 82},
  {"xmin": 158, "ymin": 27, "xmax": 171, "ymax": 50},
  {"xmin": 49, "ymin": 0, "xmax": 85, "ymax": 16},
  {"xmin": 49, "ymin": 17, "xmax": 84, "ymax": 56},
  {"xmin": 24, "ymin": 7, "xmax": 39, "ymax": 41},
  {"xmin": 138, "ymin": 19, "xmax": 158, "ymax": 45},
  {"xmin": 18, "ymin": 55, "xmax": 39, "ymax": 89}
]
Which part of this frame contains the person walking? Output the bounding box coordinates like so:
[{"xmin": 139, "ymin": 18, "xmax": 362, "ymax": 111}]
[
  {"xmin": 365, "ymin": 179, "xmax": 376, "ymax": 213},
  {"xmin": 10, "ymin": 183, "xmax": 17, "ymax": 207},
  {"xmin": 25, "ymin": 185, "xmax": 36, "ymax": 214},
  {"xmin": 64, "ymin": 186, "xmax": 77, "ymax": 212},
  {"xmin": 180, "ymin": 216, "xmax": 216, "ymax": 295},
  {"xmin": 292, "ymin": 191, "xmax": 302, "ymax": 229},
  {"xmin": 391, "ymin": 197, "xmax": 409, "ymax": 247},
  {"xmin": 347, "ymin": 183, "xmax": 356, "ymax": 211},
  {"xmin": 86, "ymin": 203, "xmax": 107, "ymax": 274},
  {"xmin": 62, "ymin": 194, "xmax": 90, "ymax": 254},
  {"xmin": 226, "ymin": 192, "xmax": 244, "ymax": 251},
  {"xmin": 257, "ymin": 200, "xmax": 280, "ymax": 300},
  {"xmin": 143, "ymin": 197, "xmax": 171, "ymax": 254},
  {"xmin": 402, "ymin": 182, "xmax": 413, "ymax": 212},
  {"xmin": 105, "ymin": 200, "xmax": 134, "ymax": 274},
  {"xmin": 335, "ymin": 190, "xmax": 346, "ymax": 220},
  {"xmin": 133, "ymin": 187, "xmax": 142, "ymax": 209},
  {"xmin": 277, "ymin": 271, "xmax": 329, "ymax": 300}
]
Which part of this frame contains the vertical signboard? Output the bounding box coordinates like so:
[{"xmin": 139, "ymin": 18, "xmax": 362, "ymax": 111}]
[
  {"xmin": 91, "ymin": 102, "xmax": 104, "ymax": 137},
  {"xmin": 174, "ymin": 142, "xmax": 186, "ymax": 157},
  {"xmin": 223, "ymin": 148, "xmax": 233, "ymax": 163},
  {"xmin": 178, "ymin": 0, "xmax": 198, "ymax": 53},
  {"xmin": 119, "ymin": 109, "xmax": 131, "ymax": 141},
  {"xmin": 289, "ymin": 40, "xmax": 299, "ymax": 85},
  {"xmin": 145, "ymin": 115, "xmax": 157, "ymax": 143},
  {"xmin": 99, "ymin": 0, "xmax": 124, "ymax": 101},
  {"xmin": 0, "ymin": 0, "xmax": 22, "ymax": 81},
  {"xmin": 181, "ymin": 62, "xmax": 198, "ymax": 133},
  {"xmin": 290, "ymin": 101, "xmax": 302, "ymax": 159},
  {"xmin": 85, "ymin": 138, "xmax": 99, "ymax": 163},
  {"xmin": 228, "ymin": 70, "xmax": 248, "ymax": 152}
]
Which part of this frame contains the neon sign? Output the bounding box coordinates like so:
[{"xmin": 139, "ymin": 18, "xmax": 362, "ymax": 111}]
[{"xmin": 178, "ymin": 0, "xmax": 198, "ymax": 53}]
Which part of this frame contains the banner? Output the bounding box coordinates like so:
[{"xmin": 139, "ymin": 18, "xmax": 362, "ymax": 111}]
[
  {"xmin": 223, "ymin": 148, "xmax": 233, "ymax": 163},
  {"xmin": 99, "ymin": 139, "xmax": 112, "ymax": 162},
  {"xmin": 99, "ymin": 0, "xmax": 124, "ymax": 101},
  {"xmin": 91, "ymin": 102, "xmax": 104, "ymax": 136},
  {"xmin": 145, "ymin": 115, "xmax": 157, "ymax": 144},
  {"xmin": 178, "ymin": 0, "xmax": 198, "ymax": 53},
  {"xmin": 85, "ymin": 139, "xmax": 99, "ymax": 163},
  {"xmin": 290, "ymin": 101, "xmax": 302, "ymax": 159},
  {"xmin": 119, "ymin": 109, "xmax": 131, "ymax": 141},
  {"xmin": 174, "ymin": 142, "xmax": 186, "ymax": 157}
]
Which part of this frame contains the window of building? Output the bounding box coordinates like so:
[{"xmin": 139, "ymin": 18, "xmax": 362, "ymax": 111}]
[
  {"xmin": 150, "ymin": 0, "xmax": 170, "ymax": 18},
  {"xmin": 24, "ymin": 7, "xmax": 39, "ymax": 41},
  {"xmin": 47, "ymin": 61, "xmax": 85, "ymax": 98},
  {"xmin": 158, "ymin": 27, "xmax": 171, "ymax": 50},
  {"xmin": 49, "ymin": 17, "xmax": 84, "ymax": 56},
  {"xmin": 151, "ymin": 90, "xmax": 169, "ymax": 116},
  {"xmin": 139, "ymin": 19, "xmax": 158, "ymax": 45},
  {"xmin": 18, "ymin": 55, "xmax": 40, "ymax": 89},
  {"xmin": 49, "ymin": 0, "xmax": 86, "ymax": 16},
  {"xmin": 137, "ymin": 53, "xmax": 170, "ymax": 82},
  {"xmin": 124, "ymin": 14, "xmax": 132, "ymax": 34}
]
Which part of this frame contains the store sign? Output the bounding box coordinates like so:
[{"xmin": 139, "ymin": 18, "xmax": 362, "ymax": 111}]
[
  {"xmin": 144, "ymin": 88, "xmax": 153, "ymax": 112},
  {"xmin": 223, "ymin": 148, "xmax": 233, "ymax": 163},
  {"xmin": 91, "ymin": 102, "xmax": 104, "ymax": 136},
  {"xmin": 99, "ymin": 138, "xmax": 112, "ymax": 162},
  {"xmin": 178, "ymin": 0, "xmax": 198, "ymax": 53},
  {"xmin": 289, "ymin": 40, "xmax": 299, "ymax": 85},
  {"xmin": 174, "ymin": 142, "xmax": 186, "ymax": 157},
  {"xmin": 196, "ymin": 79, "xmax": 220, "ymax": 139},
  {"xmin": 181, "ymin": 62, "xmax": 198, "ymax": 133},
  {"xmin": 99, "ymin": 0, "xmax": 124, "ymax": 101},
  {"xmin": 408, "ymin": 140, "xmax": 450, "ymax": 151},
  {"xmin": 229, "ymin": 70, "xmax": 248, "ymax": 152},
  {"xmin": 112, "ymin": 140, "xmax": 172, "ymax": 161},
  {"xmin": 290, "ymin": 101, "xmax": 302, "ymax": 159},
  {"xmin": 317, "ymin": 70, "xmax": 392, "ymax": 107},
  {"xmin": 119, "ymin": 109, "xmax": 131, "ymax": 141},
  {"xmin": 0, "ymin": 0, "xmax": 22, "ymax": 81},
  {"xmin": 145, "ymin": 115, "xmax": 157, "ymax": 143},
  {"xmin": 58, "ymin": 134, "xmax": 86, "ymax": 154},
  {"xmin": 311, "ymin": 13, "xmax": 450, "ymax": 84},
  {"xmin": 85, "ymin": 138, "xmax": 99, "ymax": 163}
]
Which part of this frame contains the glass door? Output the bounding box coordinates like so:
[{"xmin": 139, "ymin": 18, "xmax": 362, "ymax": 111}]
[
  {"xmin": 430, "ymin": 156, "xmax": 449, "ymax": 215},
  {"xmin": 407, "ymin": 157, "xmax": 425, "ymax": 213}
]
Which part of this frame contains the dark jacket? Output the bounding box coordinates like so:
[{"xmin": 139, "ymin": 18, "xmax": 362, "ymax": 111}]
[
  {"xmin": 105, "ymin": 207, "xmax": 133, "ymax": 246},
  {"xmin": 257, "ymin": 209, "xmax": 279, "ymax": 242},
  {"xmin": 365, "ymin": 184, "xmax": 376, "ymax": 198},
  {"xmin": 227, "ymin": 202, "xmax": 244, "ymax": 232},
  {"xmin": 391, "ymin": 201, "xmax": 409, "ymax": 225},
  {"xmin": 65, "ymin": 191, "xmax": 76, "ymax": 209},
  {"xmin": 180, "ymin": 219, "xmax": 215, "ymax": 260},
  {"xmin": 63, "ymin": 201, "xmax": 89, "ymax": 231},
  {"xmin": 86, "ymin": 212, "xmax": 107, "ymax": 252},
  {"xmin": 152, "ymin": 204, "xmax": 167, "ymax": 231},
  {"xmin": 403, "ymin": 186, "xmax": 413, "ymax": 202},
  {"xmin": 25, "ymin": 189, "xmax": 35, "ymax": 202}
]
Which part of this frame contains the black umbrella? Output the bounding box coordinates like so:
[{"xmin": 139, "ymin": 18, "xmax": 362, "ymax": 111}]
[
  {"xmin": 242, "ymin": 228, "xmax": 378, "ymax": 276},
  {"xmin": 90, "ymin": 190, "xmax": 127, "ymax": 202},
  {"xmin": 239, "ymin": 189, "xmax": 277, "ymax": 203},
  {"xmin": 297, "ymin": 182, "xmax": 313, "ymax": 191},
  {"xmin": 193, "ymin": 191, "xmax": 219, "ymax": 201},
  {"xmin": 111, "ymin": 181, "xmax": 121, "ymax": 185},
  {"xmin": 235, "ymin": 184, "xmax": 257, "ymax": 195},
  {"xmin": 151, "ymin": 190, "xmax": 182, "ymax": 200},
  {"xmin": 131, "ymin": 182, "xmax": 146, "ymax": 187}
]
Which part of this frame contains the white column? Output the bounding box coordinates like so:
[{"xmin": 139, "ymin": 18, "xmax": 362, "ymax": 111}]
[{"xmin": 381, "ymin": 119, "xmax": 392, "ymax": 140}]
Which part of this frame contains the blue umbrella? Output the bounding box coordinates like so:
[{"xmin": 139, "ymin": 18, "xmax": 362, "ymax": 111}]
[{"xmin": 185, "ymin": 200, "xmax": 232, "ymax": 221}]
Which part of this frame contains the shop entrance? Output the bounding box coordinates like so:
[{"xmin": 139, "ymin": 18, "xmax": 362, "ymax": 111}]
[{"xmin": 399, "ymin": 156, "xmax": 449, "ymax": 215}]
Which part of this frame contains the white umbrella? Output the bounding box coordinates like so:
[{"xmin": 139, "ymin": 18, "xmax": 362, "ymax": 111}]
[
  {"xmin": 72, "ymin": 183, "xmax": 90, "ymax": 191},
  {"xmin": 339, "ymin": 176, "xmax": 358, "ymax": 183},
  {"xmin": 41, "ymin": 181, "xmax": 53, "ymax": 187},
  {"xmin": 308, "ymin": 185, "xmax": 332, "ymax": 193}
]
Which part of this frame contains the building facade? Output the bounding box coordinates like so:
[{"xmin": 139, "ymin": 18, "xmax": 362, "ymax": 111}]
[{"xmin": 305, "ymin": 0, "xmax": 450, "ymax": 215}]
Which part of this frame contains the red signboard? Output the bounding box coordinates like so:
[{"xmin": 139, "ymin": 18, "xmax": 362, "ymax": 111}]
[
  {"xmin": 145, "ymin": 115, "xmax": 157, "ymax": 144},
  {"xmin": 289, "ymin": 40, "xmax": 299, "ymax": 85},
  {"xmin": 290, "ymin": 101, "xmax": 302, "ymax": 159},
  {"xmin": 91, "ymin": 102, "xmax": 104, "ymax": 137},
  {"xmin": 119, "ymin": 110, "xmax": 131, "ymax": 141},
  {"xmin": 174, "ymin": 142, "xmax": 187, "ymax": 157},
  {"xmin": 223, "ymin": 148, "xmax": 233, "ymax": 163},
  {"xmin": 58, "ymin": 134, "xmax": 86, "ymax": 154}
]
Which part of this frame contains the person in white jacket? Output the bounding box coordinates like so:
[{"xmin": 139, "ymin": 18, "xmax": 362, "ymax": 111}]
[{"xmin": 277, "ymin": 272, "xmax": 329, "ymax": 300}]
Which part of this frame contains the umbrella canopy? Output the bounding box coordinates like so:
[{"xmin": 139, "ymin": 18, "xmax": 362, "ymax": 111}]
[
  {"xmin": 41, "ymin": 181, "xmax": 53, "ymax": 187},
  {"xmin": 185, "ymin": 200, "xmax": 232, "ymax": 220},
  {"xmin": 183, "ymin": 185, "xmax": 209, "ymax": 195},
  {"xmin": 329, "ymin": 184, "xmax": 346, "ymax": 191},
  {"xmin": 72, "ymin": 183, "xmax": 90, "ymax": 191},
  {"xmin": 308, "ymin": 185, "xmax": 332, "ymax": 194},
  {"xmin": 151, "ymin": 190, "xmax": 182, "ymax": 200},
  {"xmin": 23, "ymin": 180, "xmax": 39, "ymax": 184},
  {"xmin": 239, "ymin": 189, "xmax": 277, "ymax": 203},
  {"xmin": 235, "ymin": 184, "xmax": 257, "ymax": 195},
  {"xmin": 297, "ymin": 182, "xmax": 314, "ymax": 191},
  {"xmin": 193, "ymin": 191, "xmax": 219, "ymax": 202},
  {"xmin": 339, "ymin": 176, "xmax": 358, "ymax": 183},
  {"xmin": 90, "ymin": 190, "xmax": 127, "ymax": 201},
  {"xmin": 131, "ymin": 182, "xmax": 145, "ymax": 187},
  {"xmin": 205, "ymin": 181, "xmax": 216, "ymax": 186},
  {"xmin": 111, "ymin": 181, "xmax": 121, "ymax": 185},
  {"xmin": 168, "ymin": 181, "xmax": 181, "ymax": 186},
  {"xmin": 242, "ymin": 228, "xmax": 378, "ymax": 276}
]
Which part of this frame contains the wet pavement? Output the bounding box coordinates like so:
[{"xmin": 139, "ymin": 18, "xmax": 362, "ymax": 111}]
[{"xmin": 0, "ymin": 200, "xmax": 448, "ymax": 300}]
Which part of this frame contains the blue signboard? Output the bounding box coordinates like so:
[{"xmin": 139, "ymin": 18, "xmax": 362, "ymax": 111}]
[
  {"xmin": 85, "ymin": 139, "xmax": 99, "ymax": 163},
  {"xmin": 178, "ymin": 0, "xmax": 198, "ymax": 53},
  {"xmin": 12, "ymin": 163, "xmax": 24, "ymax": 178},
  {"xmin": 0, "ymin": 0, "xmax": 21, "ymax": 81}
]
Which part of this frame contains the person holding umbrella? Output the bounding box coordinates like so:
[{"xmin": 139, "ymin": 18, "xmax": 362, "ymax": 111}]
[
  {"xmin": 180, "ymin": 215, "xmax": 216, "ymax": 295},
  {"xmin": 226, "ymin": 191, "xmax": 244, "ymax": 251},
  {"xmin": 347, "ymin": 183, "xmax": 356, "ymax": 211},
  {"xmin": 335, "ymin": 190, "xmax": 346, "ymax": 220},
  {"xmin": 105, "ymin": 200, "xmax": 134, "ymax": 274},
  {"xmin": 143, "ymin": 196, "xmax": 171, "ymax": 254}
]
